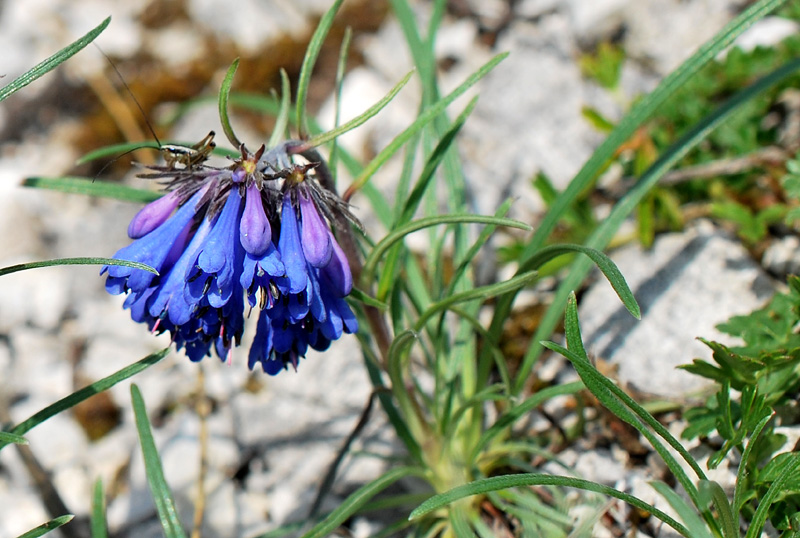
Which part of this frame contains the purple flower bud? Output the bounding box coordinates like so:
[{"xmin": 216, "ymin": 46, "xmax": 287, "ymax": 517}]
[
  {"xmin": 240, "ymin": 184, "xmax": 272, "ymax": 256},
  {"xmin": 299, "ymin": 193, "xmax": 332, "ymax": 267},
  {"xmin": 127, "ymin": 190, "xmax": 181, "ymax": 238}
]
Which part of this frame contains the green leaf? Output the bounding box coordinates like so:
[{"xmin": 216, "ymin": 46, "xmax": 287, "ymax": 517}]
[
  {"xmin": 131, "ymin": 384, "xmax": 187, "ymax": 538},
  {"xmin": 650, "ymin": 481, "xmax": 714, "ymax": 538},
  {"xmin": 0, "ymin": 431, "xmax": 28, "ymax": 446},
  {"xmin": 0, "ymin": 257, "xmax": 157, "ymax": 278},
  {"xmin": 295, "ymin": 0, "xmax": 345, "ymax": 138},
  {"xmin": 697, "ymin": 481, "xmax": 737, "ymax": 538},
  {"xmin": 547, "ymin": 293, "xmax": 715, "ymax": 529},
  {"xmin": 522, "ymin": 244, "xmax": 641, "ymax": 319},
  {"xmin": 1, "ymin": 348, "xmax": 169, "ymax": 451},
  {"xmin": 348, "ymin": 287, "xmax": 388, "ymax": 310},
  {"xmin": 746, "ymin": 453, "xmax": 800, "ymax": 538},
  {"xmin": 218, "ymin": 58, "xmax": 242, "ymax": 148},
  {"xmin": 469, "ymin": 381, "xmax": 584, "ymax": 464},
  {"xmin": 15, "ymin": 515, "xmax": 74, "ymax": 538},
  {"xmin": 734, "ymin": 412, "xmax": 773, "ymax": 512},
  {"xmin": 408, "ymin": 474, "xmax": 690, "ymax": 537},
  {"xmin": 362, "ymin": 213, "xmax": 530, "ymax": 284},
  {"xmin": 442, "ymin": 199, "xmax": 514, "ymax": 300},
  {"xmin": 300, "ymin": 467, "xmax": 420, "ymax": 538},
  {"xmin": 307, "ymin": 70, "xmax": 414, "ymax": 148},
  {"xmin": 76, "ymin": 141, "xmax": 161, "ymax": 164},
  {"xmin": 386, "ymin": 330, "xmax": 425, "ymax": 442},
  {"xmin": 579, "ymin": 41, "xmax": 626, "ymax": 90},
  {"xmin": 327, "ymin": 26, "xmax": 353, "ymax": 177},
  {"xmin": 91, "ymin": 479, "xmax": 108, "ymax": 538},
  {"xmin": 22, "ymin": 176, "xmax": 160, "ymax": 203},
  {"xmin": 268, "ymin": 69, "xmax": 292, "ymax": 149},
  {"xmin": 413, "ymin": 271, "xmax": 539, "ymax": 331},
  {"xmin": 0, "ymin": 17, "xmax": 110, "ymax": 103},
  {"xmin": 581, "ymin": 105, "xmax": 616, "ymax": 132},
  {"xmin": 375, "ymin": 98, "xmax": 479, "ymax": 302}
]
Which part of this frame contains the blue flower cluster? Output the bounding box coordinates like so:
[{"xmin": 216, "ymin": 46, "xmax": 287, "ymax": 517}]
[{"xmin": 103, "ymin": 142, "xmax": 358, "ymax": 374}]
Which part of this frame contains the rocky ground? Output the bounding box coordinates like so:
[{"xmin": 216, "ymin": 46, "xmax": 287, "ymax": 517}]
[{"xmin": 0, "ymin": 0, "xmax": 795, "ymax": 537}]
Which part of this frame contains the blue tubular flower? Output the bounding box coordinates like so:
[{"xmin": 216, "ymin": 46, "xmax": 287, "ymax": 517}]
[
  {"xmin": 276, "ymin": 196, "xmax": 308, "ymax": 294},
  {"xmin": 105, "ymin": 139, "xmax": 359, "ymax": 373},
  {"xmin": 248, "ymin": 179, "xmax": 358, "ymax": 375},
  {"xmin": 186, "ymin": 188, "xmax": 243, "ymax": 308}
]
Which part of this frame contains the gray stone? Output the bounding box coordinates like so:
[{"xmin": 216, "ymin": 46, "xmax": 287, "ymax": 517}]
[
  {"xmin": 623, "ymin": 0, "xmax": 736, "ymax": 74},
  {"xmin": 762, "ymin": 235, "xmax": 800, "ymax": 278},
  {"xmin": 732, "ymin": 16, "xmax": 800, "ymax": 53},
  {"xmin": 516, "ymin": 0, "xmax": 562, "ymax": 19},
  {"xmin": 461, "ymin": 14, "xmax": 603, "ymax": 218},
  {"xmin": 578, "ymin": 220, "xmax": 774, "ymax": 397}
]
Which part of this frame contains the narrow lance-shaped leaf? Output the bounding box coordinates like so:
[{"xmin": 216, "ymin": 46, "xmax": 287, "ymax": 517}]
[
  {"xmin": 647, "ymin": 482, "xmax": 715, "ymax": 538},
  {"xmin": 91, "ymin": 479, "xmax": 109, "ymax": 538},
  {"xmin": 306, "ymin": 70, "xmax": 414, "ymax": 148},
  {"xmin": 300, "ymin": 467, "xmax": 421, "ymax": 538},
  {"xmin": 23, "ymin": 176, "xmax": 161, "ymax": 203},
  {"xmin": 295, "ymin": 0, "xmax": 345, "ymax": 138},
  {"xmin": 268, "ymin": 69, "xmax": 292, "ymax": 149},
  {"xmin": 0, "ymin": 257, "xmax": 157, "ymax": 278},
  {"xmin": 521, "ymin": 244, "xmax": 640, "ymax": 319},
  {"xmin": 413, "ymin": 271, "xmax": 539, "ymax": 331},
  {"xmin": 344, "ymin": 52, "xmax": 508, "ymax": 200},
  {"xmin": 328, "ymin": 26, "xmax": 353, "ymax": 177},
  {"xmin": 0, "ymin": 431, "xmax": 28, "ymax": 446},
  {"xmin": 131, "ymin": 384, "xmax": 187, "ymax": 538},
  {"xmin": 14, "ymin": 515, "xmax": 74, "ymax": 538},
  {"xmin": 0, "ymin": 17, "xmax": 110, "ymax": 102},
  {"xmin": 408, "ymin": 473, "xmax": 690, "ymax": 537},
  {"xmin": 76, "ymin": 140, "xmax": 236, "ymax": 165},
  {"xmin": 1, "ymin": 348, "xmax": 169, "ymax": 451},
  {"xmin": 218, "ymin": 58, "xmax": 242, "ymax": 148},
  {"xmin": 362, "ymin": 213, "xmax": 530, "ymax": 283}
]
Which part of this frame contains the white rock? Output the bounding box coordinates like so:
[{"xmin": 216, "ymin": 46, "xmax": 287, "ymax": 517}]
[
  {"xmin": 462, "ymin": 15, "xmax": 603, "ymax": 216},
  {"xmin": 566, "ymin": 0, "xmax": 631, "ymax": 44},
  {"xmin": 0, "ymin": 488, "xmax": 51, "ymax": 538},
  {"xmin": 623, "ymin": 0, "xmax": 736, "ymax": 74},
  {"xmin": 732, "ymin": 16, "xmax": 800, "ymax": 53},
  {"xmin": 187, "ymin": 0, "xmax": 310, "ymax": 54},
  {"xmin": 516, "ymin": 0, "xmax": 562, "ymax": 19}
]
